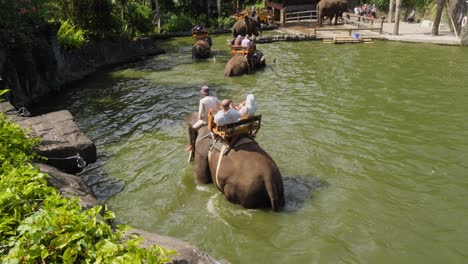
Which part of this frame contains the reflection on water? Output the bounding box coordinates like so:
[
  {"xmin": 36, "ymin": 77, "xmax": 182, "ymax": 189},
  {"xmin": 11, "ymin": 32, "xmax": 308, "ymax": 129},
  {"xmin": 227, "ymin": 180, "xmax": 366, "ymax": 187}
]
[{"xmin": 36, "ymin": 34, "xmax": 468, "ymax": 264}]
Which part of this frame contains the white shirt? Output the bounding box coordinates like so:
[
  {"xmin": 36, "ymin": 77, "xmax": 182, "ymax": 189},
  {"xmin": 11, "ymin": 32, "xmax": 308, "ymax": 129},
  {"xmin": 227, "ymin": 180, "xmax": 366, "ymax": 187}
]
[
  {"xmin": 214, "ymin": 108, "xmax": 241, "ymax": 126},
  {"xmin": 241, "ymin": 38, "xmax": 251, "ymax": 48},
  {"xmin": 198, "ymin": 96, "xmax": 220, "ymax": 122}
]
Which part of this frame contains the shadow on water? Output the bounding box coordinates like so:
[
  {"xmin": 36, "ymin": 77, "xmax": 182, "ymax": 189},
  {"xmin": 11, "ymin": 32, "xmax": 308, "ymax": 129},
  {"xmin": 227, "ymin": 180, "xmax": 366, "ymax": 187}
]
[{"xmin": 282, "ymin": 175, "xmax": 328, "ymax": 212}]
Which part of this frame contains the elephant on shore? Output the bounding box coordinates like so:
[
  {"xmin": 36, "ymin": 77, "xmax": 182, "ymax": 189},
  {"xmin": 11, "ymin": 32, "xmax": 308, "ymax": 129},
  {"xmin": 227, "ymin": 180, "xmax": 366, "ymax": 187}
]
[
  {"xmin": 187, "ymin": 113, "xmax": 285, "ymax": 211},
  {"xmin": 192, "ymin": 38, "xmax": 212, "ymax": 59},
  {"xmin": 224, "ymin": 50, "xmax": 266, "ymax": 77},
  {"xmin": 232, "ymin": 16, "xmax": 261, "ymax": 38},
  {"xmin": 317, "ymin": 0, "xmax": 348, "ymax": 27}
]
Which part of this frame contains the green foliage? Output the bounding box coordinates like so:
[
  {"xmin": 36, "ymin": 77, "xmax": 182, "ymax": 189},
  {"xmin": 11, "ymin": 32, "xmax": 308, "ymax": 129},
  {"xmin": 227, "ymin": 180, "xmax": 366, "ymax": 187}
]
[
  {"xmin": 125, "ymin": 2, "xmax": 154, "ymax": 37},
  {"xmin": 161, "ymin": 14, "xmax": 193, "ymax": 33},
  {"xmin": 57, "ymin": 0, "xmax": 120, "ymax": 39},
  {"xmin": 0, "ymin": 114, "xmax": 174, "ymax": 263},
  {"xmin": 215, "ymin": 16, "xmax": 236, "ymax": 30},
  {"xmin": 0, "ymin": 114, "xmax": 40, "ymax": 169},
  {"xmin": 57, "ymin": 20, "xmax": 87, "ymax": 51},
  {"xmin": 0, "ymin": 89, "xmax": 9, "ymax": 102}
]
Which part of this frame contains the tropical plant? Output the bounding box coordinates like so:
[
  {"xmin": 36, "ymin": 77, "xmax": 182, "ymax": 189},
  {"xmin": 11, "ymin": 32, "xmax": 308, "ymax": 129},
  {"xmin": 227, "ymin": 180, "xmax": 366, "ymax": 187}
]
[
  {"xmin": 57, "ymin": 20, "xmax": 87, "ymax": 51},
  {"xmin": 161, "ymin": 14, "xmax": 193, "ymax": 33},
  {"xmin": 0, "ymin": 114, "xmax": 175, "ymax": 263},
  {"xmin": 125, "ymin": 2, "xmax": 154, "ymax": 37}
]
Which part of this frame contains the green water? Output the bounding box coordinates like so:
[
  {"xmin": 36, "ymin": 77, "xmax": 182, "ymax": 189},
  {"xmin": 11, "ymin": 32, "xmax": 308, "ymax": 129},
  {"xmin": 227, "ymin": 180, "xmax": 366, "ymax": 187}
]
[{"xmin": 42, "ymin": 34, "xmax": 468, "ymax": 263}]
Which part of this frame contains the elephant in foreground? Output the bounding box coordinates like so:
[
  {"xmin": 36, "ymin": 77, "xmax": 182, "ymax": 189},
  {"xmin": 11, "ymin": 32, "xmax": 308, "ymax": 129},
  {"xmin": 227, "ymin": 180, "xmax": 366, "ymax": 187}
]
[
  {"xmin": 187, "ymin": 113, "xmax": 285, "ymax": 211},
  {"xmin": 224, "ymin": 50, "xmax": 266, "ymax": 77},
  {"xmin": 317, "ymin": 0, "xmax": 348, "ymax": 27},
  {"xmin": 192, "ymin": 38, "xmax": 212, "ymax": 59},
  {"xmin": 232, "ymin": 16, "xmax": 261, "ymax": 38}
]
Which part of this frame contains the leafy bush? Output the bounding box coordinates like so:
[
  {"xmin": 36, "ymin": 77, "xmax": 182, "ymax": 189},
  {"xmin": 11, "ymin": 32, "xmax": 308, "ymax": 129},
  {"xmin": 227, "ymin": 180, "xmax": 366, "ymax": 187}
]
[
  {"xmin": 126, "ymin": 2, "xmax": 154, "ymax": 37},
  {"xmin": 217, "ymin": 16, "xmax": 236, "ymax": 30},
  {"xmin": 161, "ymin": 14, "xmax": 193, "ymax": 33},
  {"xmin": 0, "ymin": 114, "xmax": 174, "ymax": 263},
  {"xmin": 57, "ymin": 20, "xmax": 87, "ymax": 51}
]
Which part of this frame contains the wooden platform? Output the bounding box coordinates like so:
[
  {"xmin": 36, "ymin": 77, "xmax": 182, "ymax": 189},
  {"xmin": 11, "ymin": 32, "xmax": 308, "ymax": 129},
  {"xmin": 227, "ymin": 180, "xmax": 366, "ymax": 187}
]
[{"xmin": 323, "ymin": 36, "xmax": 373, "ymax": 44}]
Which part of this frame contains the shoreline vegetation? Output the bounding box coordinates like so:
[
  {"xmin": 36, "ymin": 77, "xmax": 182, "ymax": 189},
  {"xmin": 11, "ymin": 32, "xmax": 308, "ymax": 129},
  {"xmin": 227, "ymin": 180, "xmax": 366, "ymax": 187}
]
[{"xmin": 0, "ymin": 109, "xmax": 174, "ymax": 263}]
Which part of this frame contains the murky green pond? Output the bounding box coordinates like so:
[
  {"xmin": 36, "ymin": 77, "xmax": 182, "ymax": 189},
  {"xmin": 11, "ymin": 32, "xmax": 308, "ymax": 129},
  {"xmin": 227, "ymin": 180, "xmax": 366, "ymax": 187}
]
[{"xmin": 40, "ymin": 34, "xmax": 468, "ymax": 263}]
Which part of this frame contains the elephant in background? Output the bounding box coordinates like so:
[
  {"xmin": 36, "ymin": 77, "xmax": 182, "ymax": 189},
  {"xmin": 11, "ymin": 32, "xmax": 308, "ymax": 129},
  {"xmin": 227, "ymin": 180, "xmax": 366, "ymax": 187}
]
[
  {"xmin": 317, "ymin": 0, "xmax": 348, "ymax": 27},
  {"xmin": 187, "ymin": 113, "xmax": 285, "ymax": 211},
  {"xmin": 192, "ymin": 38, "xmax": 212, "ymax": 59},
  {"xmin": 224, "ymin": 50, "xmax": 266, "ymax": 77},
  {"xmin": 232, "ymin": 16, "xmax": 261, "ymax": 38}
]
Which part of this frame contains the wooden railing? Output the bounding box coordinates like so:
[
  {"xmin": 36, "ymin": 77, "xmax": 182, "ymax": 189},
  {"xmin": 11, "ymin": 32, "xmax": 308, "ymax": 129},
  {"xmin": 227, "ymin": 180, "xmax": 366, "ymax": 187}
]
[
  {"xmin": 285, "ymin": 10, "xmax": 317, "ymax": 23},
  {"xmin": 342, "ymin": 12, "xmax": 385, "ymax": 34}
]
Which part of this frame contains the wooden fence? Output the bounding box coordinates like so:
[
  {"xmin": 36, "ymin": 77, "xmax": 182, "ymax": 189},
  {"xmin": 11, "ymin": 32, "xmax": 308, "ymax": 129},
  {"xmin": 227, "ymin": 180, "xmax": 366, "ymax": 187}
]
[
  {"xmin": 342, "ymin": 12, "xmax": 385, "ymax": 34},
  {"xmin": 285, "ymin": 10, "xmax": 317, "ymax": 23}
]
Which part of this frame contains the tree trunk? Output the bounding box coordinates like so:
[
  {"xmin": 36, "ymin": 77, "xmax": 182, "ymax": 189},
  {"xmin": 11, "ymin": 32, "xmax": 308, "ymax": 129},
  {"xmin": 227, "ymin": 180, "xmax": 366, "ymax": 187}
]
[
  {"xmin": 151, "ymin": 0, "xmax": 160, "ymax": 29},
  {"xmin": 432, "ymin": 0, "xmax": 444, "ymax": 35},
  {"xmin": 217, "ymin": 0, "xmax": 221, "ymax": 16},
  {"xmin": 393, "ymin": 0, "xmax": 401, "ymax": 35},
  {"xmin": 388, "ymin": 0, "xmax": 394, "ymax": 22}
]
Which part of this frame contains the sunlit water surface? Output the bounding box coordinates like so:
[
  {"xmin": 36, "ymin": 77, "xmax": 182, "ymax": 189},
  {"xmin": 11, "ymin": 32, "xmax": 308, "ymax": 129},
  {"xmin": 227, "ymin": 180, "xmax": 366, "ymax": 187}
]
[{"xmin": 39, "ymin": 34, "xmax": 468, "ymax": 263}]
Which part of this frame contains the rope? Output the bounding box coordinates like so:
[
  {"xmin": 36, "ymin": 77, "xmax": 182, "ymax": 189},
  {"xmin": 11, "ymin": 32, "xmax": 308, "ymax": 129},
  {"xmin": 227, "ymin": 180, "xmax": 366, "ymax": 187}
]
[{"xmin": 46, "ymin": 153, "xmax": 87, "ymax": 168}]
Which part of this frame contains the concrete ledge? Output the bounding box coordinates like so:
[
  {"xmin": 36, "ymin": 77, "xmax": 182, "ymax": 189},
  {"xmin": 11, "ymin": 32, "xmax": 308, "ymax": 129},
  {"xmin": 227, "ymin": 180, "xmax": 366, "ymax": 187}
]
[
  {"xmin": 123, "ymin": 229, "xmax": 228, "ymax": 264},
  {"xmin": 1, "ymin": 102, "xmax": 97, "ymax": 173}
]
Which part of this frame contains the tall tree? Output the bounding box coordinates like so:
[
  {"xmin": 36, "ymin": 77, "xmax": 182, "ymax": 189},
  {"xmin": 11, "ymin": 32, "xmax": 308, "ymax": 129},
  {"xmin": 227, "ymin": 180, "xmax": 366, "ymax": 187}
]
[
  {"xmin": 388, "ymin": 0, "xmax": 394, "ymax": 22},
  {"xmin": 393, "ymin": 0, "xmax": 402, "ymax": 35},
  {"xmin": 217, "ymin": 0, "xmax": 221, "ymax": 16},
  {"xmin": 432, "ymin": 0, "xmax": 444, "ymax": 35}
]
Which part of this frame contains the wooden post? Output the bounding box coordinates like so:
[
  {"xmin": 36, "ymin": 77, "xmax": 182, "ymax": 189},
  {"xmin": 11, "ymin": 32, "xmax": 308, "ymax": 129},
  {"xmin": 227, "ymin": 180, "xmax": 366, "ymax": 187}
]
[
  {"xmin": 393, "ymin": 0, "xmax": 401, "ymax": 35},
  {"xmin": 380, "ymin": 18, "xmax": 384, "ymax": 34},
  {"xmin": 280, "ymin": 8, "xmax": 285, "ymax": 25}
]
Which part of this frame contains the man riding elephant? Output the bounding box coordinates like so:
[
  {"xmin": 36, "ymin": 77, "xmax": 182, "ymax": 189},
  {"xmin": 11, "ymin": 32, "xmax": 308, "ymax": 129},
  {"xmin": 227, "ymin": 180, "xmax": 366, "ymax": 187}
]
[{"xmin": 186, "ymin": 110, "xmax": 285, "ymax": 211}]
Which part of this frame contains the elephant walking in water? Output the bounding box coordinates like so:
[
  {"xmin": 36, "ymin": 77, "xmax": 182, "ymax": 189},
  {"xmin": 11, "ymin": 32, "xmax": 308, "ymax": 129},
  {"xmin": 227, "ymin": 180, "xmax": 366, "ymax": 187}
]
[
  {"xmin": 232, "ymin": 16, "xmax": 261, "ymax": 38},
  {"xmin": 187, "ymin": 113, "xmax": 285, "ymax": 211},
  {"xmin": 192, "ymin": 38, "xmax": 212, "ymax": 59},
  {"xmin": 224, "ymin": 50, "xmax": 266, "ymax": 77}
]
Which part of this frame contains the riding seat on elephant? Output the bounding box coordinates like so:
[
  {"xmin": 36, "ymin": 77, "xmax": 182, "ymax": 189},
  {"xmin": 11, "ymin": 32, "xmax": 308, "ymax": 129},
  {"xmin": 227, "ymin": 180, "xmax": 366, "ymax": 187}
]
[{"xmin": 186, "ymin": 112, "xmax": 285, "ymax": 211}]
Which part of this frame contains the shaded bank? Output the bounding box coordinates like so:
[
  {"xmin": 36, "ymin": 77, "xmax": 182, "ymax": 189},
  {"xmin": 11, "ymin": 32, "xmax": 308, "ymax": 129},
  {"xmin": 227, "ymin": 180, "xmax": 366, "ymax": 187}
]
[{"xmin": 0, "ymin": 23, "xmax": 163, "ymax": 109}]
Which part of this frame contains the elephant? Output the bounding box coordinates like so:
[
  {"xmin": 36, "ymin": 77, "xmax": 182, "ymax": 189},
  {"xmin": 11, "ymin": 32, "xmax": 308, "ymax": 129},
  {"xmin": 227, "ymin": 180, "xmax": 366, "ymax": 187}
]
[
  {"xmin": 224, "ymin": 50, "xmax": 266, "ymax": 77},
  {"xmin": 192, "ymin": 38, "xmax": 212, "ymax": 59},
  {"xmin": 317, "ymin": 0, "xmax": 348, "ymax": 27},
  {"xmin": 232, "ymin": 16, "xmax": 261, "ymax": 38},
  {"xmin": 187, "ymin": 113, "xmax": 285, "ymax": 211}
]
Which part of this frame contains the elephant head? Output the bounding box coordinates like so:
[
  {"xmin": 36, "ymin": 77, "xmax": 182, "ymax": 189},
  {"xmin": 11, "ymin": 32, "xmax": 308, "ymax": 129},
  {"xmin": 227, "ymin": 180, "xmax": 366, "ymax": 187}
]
[
  {"xmin": 232, "ymin": 16, "xmax": 261, "ymax": 38},
  {"xmin": 192, "ymin": 38, "xmax": 211, "ymax": 59},
  {"xmin": 187, "ymin": 113, "xmax": 285, "ymax": 211},
  {"xmin": 224, "ymin": 50, "xmax": 266, "ymax": 77}
]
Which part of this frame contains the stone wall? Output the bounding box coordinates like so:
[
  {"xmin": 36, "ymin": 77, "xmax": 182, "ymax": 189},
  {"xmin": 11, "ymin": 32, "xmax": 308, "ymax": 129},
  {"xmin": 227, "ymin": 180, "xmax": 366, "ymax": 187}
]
[{"xmin": 0, "ymin": 23, "xmax": 164, "ymax": 109}]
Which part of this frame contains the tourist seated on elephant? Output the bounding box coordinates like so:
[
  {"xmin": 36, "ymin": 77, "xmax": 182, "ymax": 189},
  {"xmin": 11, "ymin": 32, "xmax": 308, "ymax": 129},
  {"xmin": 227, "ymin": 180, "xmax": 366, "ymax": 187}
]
[
  {"xmin": 214, "ymin": 99, "xmax": 241, "ymax": 126},
  {"xmin": 241, "ymin": 35, "xmax": 251, "ymax": 48},
  {"xmin": 187, "ymin": 85, "xmax": 220, "ymax": 151},
  {"xmin": 237, "ymin": 94, "xmax": 257, "ymax": 118},
  {"xmin": 234, "ymin": 35, "xmax": 243, "ymax": 46}
]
